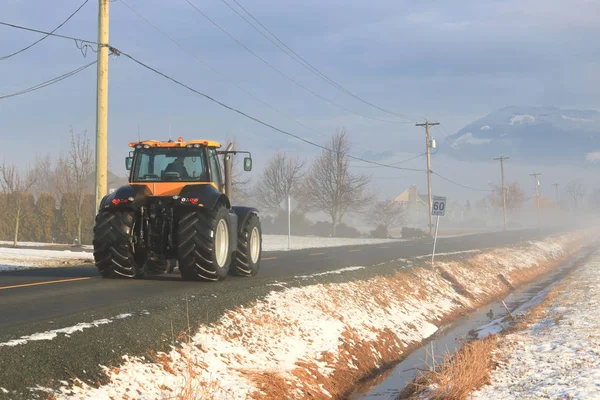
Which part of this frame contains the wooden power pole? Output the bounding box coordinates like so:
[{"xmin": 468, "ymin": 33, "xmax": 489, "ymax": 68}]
[
  {"xmin": 416, "ymin": 120, "xmax": 439, "ymax": 235},
  {"xmin": 95, "ymin": 0, "xmax": 109, "ymax": 210},
  {"xmin": 530, "ymin": 172, "xmax": 542, "ymax": 227},
  {"xmin": 493, "ymin": 155, "xmax": 510, "ymax": 231}
]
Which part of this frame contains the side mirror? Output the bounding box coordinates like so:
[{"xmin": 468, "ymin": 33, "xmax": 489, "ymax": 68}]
[
  {"xmin": 243, "ymin": 157, "xmax": 252, "ymax": 172},
  {"xmin": 125, "ymin": 157, "xmax": 133, "ymax": 171}
]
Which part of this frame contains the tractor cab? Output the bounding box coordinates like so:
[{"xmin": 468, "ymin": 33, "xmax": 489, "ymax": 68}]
[{"xmin": 125, "ymin": 137, "xmax": 251, "ymax": 196}]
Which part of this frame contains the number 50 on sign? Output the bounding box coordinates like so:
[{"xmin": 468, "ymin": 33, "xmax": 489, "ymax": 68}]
[{"xmin": 432, "ymin": 196, "xmax": 447, "ymax": 216}]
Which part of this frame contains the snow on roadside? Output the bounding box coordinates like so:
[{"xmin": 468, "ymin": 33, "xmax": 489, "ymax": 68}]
[
  {"xmin": 261, "ymin": 234, "xmax": 404, "ymax": 251},
  {"xmin": 472, "ymin": 249, "xmax": 600, "ymax": 400},
  {"xmin": 54, "ymin": 231, "xmax": 592, "ymax": 400},
  {"xmin": 0, "ymin": 247, "xmax": 93, "ymax": 271}
]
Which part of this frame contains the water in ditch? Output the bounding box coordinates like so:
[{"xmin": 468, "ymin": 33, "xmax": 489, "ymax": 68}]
[{"xmin": 350, "ymin": 250, "xmax": 591, "ymax": 400}]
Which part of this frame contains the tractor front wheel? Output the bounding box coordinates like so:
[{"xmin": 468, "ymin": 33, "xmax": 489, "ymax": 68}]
[
  {"xmin": 177, "ymin": 206, "xmax": 231, "ymax": 281},
  {"xmin": 231, "ymin": 214, "xmax": 261, "ymax": 277}
]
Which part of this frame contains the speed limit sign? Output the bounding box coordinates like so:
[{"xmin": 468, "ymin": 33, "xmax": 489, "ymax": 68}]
[{"xmin": 432, "ymin": 196, "xmax": 447, "ymax": 216}]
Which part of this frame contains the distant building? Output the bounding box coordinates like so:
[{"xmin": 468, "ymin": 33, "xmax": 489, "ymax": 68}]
[{"xmin": 393, "ymin": 185, "xmax": 429, "ymax": 227}]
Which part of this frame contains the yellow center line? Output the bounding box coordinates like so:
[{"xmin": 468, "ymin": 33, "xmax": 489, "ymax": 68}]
[
  {"xmin": 309, "ymin": 252, "xmax": 325, "ymax": 256},
  {"xmin": 0, "ymin": 277, "xmax": 92, "ymax": 291},
  {"xmin": 262, "ymin": 257, "xmax": 278, "ymax": 261},
  {"xmin": 348, "ymin": 249, "xmax": 361, "ymax": 252}
]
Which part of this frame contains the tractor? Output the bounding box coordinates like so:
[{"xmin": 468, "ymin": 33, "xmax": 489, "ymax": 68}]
[{"xmin": 92, "ymin": 137, "xmax": 262, "ymax": 281}]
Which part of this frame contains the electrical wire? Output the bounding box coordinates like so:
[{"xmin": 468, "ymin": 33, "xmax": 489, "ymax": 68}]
[
  {"xmin": 118, "ymin": 50, "xmax": 425, "ymax": 172},
  {"xmin": 350, "ymin": 152, "xmax": 426, "ymax": 168},
  {"xmin": 1, "ymin": 0, "xmax": 89, "ymax": 61},
  {"xmin": 222, "ymin": 0, "xmax": 420, "ymax": 122},
  {"xmin": 182, "ymin": 0, "xmax": 408, "ymax": 125},
  {"xmin": 119, "ymin": 0, "xmax": 326, "ymax": 138},
  {"xmin": 0, "ymin": 21, "xmax": 101, "ymax": 46},
  {"xmin": 432, "ymin": 171, "xmax": 491, "ymax": 192},
  {"xmin": 0, "ymin": 61, "xmax": 96, "ymax": 99}
]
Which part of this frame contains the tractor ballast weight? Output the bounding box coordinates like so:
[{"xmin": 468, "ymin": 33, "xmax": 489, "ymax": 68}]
[{"xmin": 92, "ymin": 137, "xmax": 262, "ymax": 281}]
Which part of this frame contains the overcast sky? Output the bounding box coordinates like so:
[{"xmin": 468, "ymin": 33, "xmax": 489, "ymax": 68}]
[{"xmin": 1, "ymin": 0, "xmax": 599, "ymax": 199}]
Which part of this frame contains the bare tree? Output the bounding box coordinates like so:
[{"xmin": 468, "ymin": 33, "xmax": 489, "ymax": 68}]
[
  {"xmin": 566, "ymin": 180, "xmax": 586, "ymax": 209},
  {"xmin": 489, "ymin": 182, "xmax": 525, "ymax": 213},
  {"xmin": 300, "ymin": 129, "xmax": 371, "ymax": 235},
  {"xmin": 367, "ymin": 199, "xmax": 405, "ymax": 236},
  {"xmin": 0, "ymin": 162, "xmax": 37, "ymax": 247},
  {"xmin": 55, "ymin": 129, "xmax": 94, "ymax": 245},
  {"xmin": 254, "ymin": 151, "xmax": 305, "ymax": 213}
]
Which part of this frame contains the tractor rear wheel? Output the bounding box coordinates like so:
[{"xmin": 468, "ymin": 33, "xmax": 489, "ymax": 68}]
[
  {"xmin": 177, "ymin": 205, "xmax": 231, "ymax": 281},
  {"xmin": 93, "ymin": 211, "xmax": 145, "ymax": 278},
  {"xmin": 231, "ymin": 214, "xmax": 262, "ymax": 276}
]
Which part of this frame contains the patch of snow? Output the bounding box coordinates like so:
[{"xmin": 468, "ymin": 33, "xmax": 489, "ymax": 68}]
[
  {"xmin": 294, "ymin": 266, "xmax": 365, "ymax": 279},
  {"xmin": 0, "ymin": 312, "xmax": 139, "ymax": 347},
  {"xmin": 0, "ymin": 247, "xmax": 94, "ymax": 271},
  {"xmin": 585, "ymin": 152, "xmax": 600, "ymax": 162},
  {"xmin": 509, "ymin": 114, "xmax": 535, "ymax": 125},
  {"xmin": 480, "ymin": 125, "xmax": 491, "ymax": 131},
  {"xmin": 262, "ymin": 235, "xmax": 403, "ymax": 252},
  {"xmin": 451, "ymin": 133, "xmax": 492, "ymax": 147},
  {"xmin": 472, "ymin": 249, "xmax": 600, "ymax": 399},
  {"xmin": 561, "ymin": 114, "xmax": 594, "ymax": 122}
]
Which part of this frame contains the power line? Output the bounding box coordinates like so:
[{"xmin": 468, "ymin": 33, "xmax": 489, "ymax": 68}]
[
  {"xmin": 0, "ymin": 61, "xmax": 96, "ymax": 100},
  {"xmin": 432, "ymin": 171, "xmax": 490, "ymax": 192},
  {"xmin": 182, "ymin": 0, "xmax": 407, "ymax": 125},
  {"xmin": 119, "ymin": 0, "xmax": 324, "ymax": 138},
  {"xmin": 0, "ymin": 21, "xmax": 102, "ymax": 46},
  {"xmin": 220, "ymin": 0, "xmax": 419, "ymax": 122},
  {"xmin": 350, "ymin": 152, "xmax": 426, "ymax": 168},
  {"xmin": 118, "ymin": 50, "xmax": 425, "ymax": 172},
  {"xmin": 0, "ymin": 20, "xmax": 421, "ymax": 172},
  {"xmin": 1, "ymin": 0, "xmax": 90, "ymax": 61}
]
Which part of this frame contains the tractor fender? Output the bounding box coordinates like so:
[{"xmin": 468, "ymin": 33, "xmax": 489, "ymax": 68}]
[
  {"xmin": 231, "ymin": 206, "xmax": 259, "ymax": 234},
  {"xmin": 178, "ymin": 184, "xmax": 231, "ymax": 210},
  {"xmin": 98, "ymin": 185, "xmax": 150, "ymax": 211}
]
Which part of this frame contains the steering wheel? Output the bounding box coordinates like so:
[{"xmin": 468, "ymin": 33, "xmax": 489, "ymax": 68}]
[
  {"xmin": 163, "ymin": 172, "xmax": 181, "ymax": 181},
  {"xmin": 143, "ymin": 174, "xmax": 159, "ymax": 180}
]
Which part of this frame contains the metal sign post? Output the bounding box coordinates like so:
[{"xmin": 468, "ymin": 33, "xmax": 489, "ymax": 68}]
[
  {"xmin": 287, "ymin": 195, "xmax": 291, "ymax": 251},
  {"xmin": 431, "ymin": 196, "xmax": 447, "ymax": 266},
  {"xmin": 280, "ymin": 195, "xmax": 297, "ymax": 251}
]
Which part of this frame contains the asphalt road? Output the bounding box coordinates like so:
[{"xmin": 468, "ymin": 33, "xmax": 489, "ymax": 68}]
[{"xmin": 0, "ymin": 229, "xmax": 548, "ymax": 398}]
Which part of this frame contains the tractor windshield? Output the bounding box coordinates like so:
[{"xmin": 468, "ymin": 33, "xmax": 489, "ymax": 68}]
[{"xmin": 132, "ymin": 148, "xmax": 209, "ymax": 182}]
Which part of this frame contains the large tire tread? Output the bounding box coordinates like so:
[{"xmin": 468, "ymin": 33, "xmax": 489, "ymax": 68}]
[
  {"xmin": 232, "ymin": 214, "xmax": 261, "ymax": 277},
  {"xmin": 177, "ymin": 206, "xmax": 231, "ymax": 281},
  {"xmin": 93, "ymin": 211, "xmax": 144, "ymax": 279}
]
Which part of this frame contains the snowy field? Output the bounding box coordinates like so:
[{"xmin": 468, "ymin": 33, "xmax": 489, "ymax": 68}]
[
  {"xmin": 472, "ymin": 250, "xmax": 600, "ymax": 400},
  {"xmin": 0, "ymin": 247, "xmax": 93, "ymax": 272},
  {"xmin": 261, "ymin": 234, "xmax": 404, "ymax": 251}
]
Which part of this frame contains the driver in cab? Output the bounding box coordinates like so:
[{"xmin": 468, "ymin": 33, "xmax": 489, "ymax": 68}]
[{"xmin": 164, "ymin": 156, "xmax": 189, "ymax": 179}]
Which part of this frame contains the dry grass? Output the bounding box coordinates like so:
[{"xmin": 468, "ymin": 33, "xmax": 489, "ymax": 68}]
[
  {"xmin": 400, "ymin": 336, "xmax": 500, "ymax": 400},
  {"xmin": 398, "ymin": 254, "xmax": 587, "ymax": 400}
]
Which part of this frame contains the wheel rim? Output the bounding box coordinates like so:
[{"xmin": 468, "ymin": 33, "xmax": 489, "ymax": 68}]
[
  {"xmin": 215, "ymin": 219, "xmax": 229, "ymax": 267},
  {"xmin": 249, "ymin": 226, "xmax": 260, "ymax": 264}
]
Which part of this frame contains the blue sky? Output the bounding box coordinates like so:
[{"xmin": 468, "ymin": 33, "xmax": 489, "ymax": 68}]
[{"xmin": 1, "ymin": 0, "xmax": 599, "ymax": 199}]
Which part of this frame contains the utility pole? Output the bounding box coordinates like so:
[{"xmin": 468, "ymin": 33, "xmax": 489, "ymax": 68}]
[
  {"xmin": 530, "ymin": 173, "xmax": 542, "ymax": 227},
  {"xmin": 416, "ymin": 120, "xmax": 440, "ymax": 235},
  {"xmin": 493, "ymin": 155, "xmax": 510, "ymax": 231},
  {"xmin": 552, "ymin": 183, "xmax": 560, "ymax": 204},
  {"xmin": 95, "ymin": 0, "xmax": 110, "ymax": 210}
]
